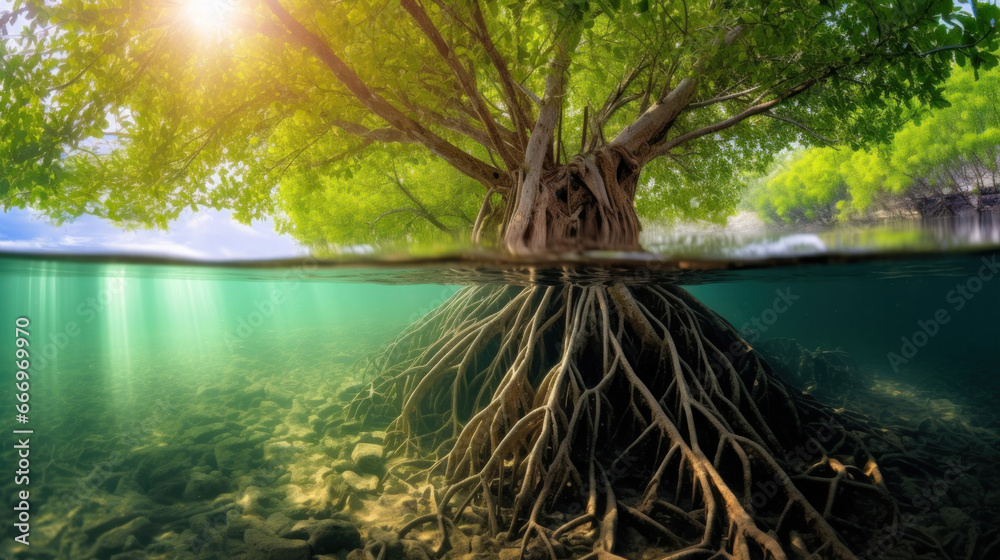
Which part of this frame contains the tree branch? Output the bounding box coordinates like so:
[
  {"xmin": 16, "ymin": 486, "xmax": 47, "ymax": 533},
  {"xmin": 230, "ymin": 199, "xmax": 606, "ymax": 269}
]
[
  {"xmin": 471, "ymin": 187, "xmax": 496, "ymax": 243},
  {"xmin": 387, "ymin": 168, "xmax": 456, "ymax": 235},
  {"xmin": 762, "ymin": 111, "xmax": 837, "ymax": 144},
  {"xmin": 370, "ymin": 207, "xmax": 454, "ymax": 235},
  {"xmin": 401, "ymin": 0, "xmax": 520, "ymax": 170},
  {"xmin": 268, "ymin": 121, "xmax": 336, "ymax": 179},
  {"xmin": 918, "ymin": 22, "xmax": 996, "ymax": 57},
  {"xmin": 0, "ymin": 191, "xmax": 30, "ymax": 206},
  {"xmin": 332, "ymin": 120, "xmax": 418, "ymax": 143},
  {"xmin": 48, "ymin": 45, "xmax": 111, "ymax": 92},
  {"xmin": 609, "ymin": 77, "xmax": 698, "ymax": 157},
  {"xmin": 586, "ymin": 63, "xmax": 648, "ymax": 151},
  {"xmin": 517, "ymin": 82, "xmax": 543, "ymax": 106},
  {"xmin": 688, "ymin": 87, "xmax": 761, "ymax": 109},
  {"xmin": 611, "ymin": 26, "xmax": 751, "ymax": 157},
  {"xmin": 649, "ymin": 77, "xmax": 822, "ymax": 161},
  {"xmin": 470, "ymin": 0, "xmax": 533, "ymax": 149},
  {"xmin": 310, "ymin": 141, "xmax": 374, "ymax": 168},
  {"xmin": 262, "ymin": 0, "xmax": 508, "ymax": 191}
]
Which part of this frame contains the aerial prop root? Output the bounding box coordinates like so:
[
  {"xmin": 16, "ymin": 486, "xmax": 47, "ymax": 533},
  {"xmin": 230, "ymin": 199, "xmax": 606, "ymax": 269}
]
[{"xmin": 351, "ymin": 283, "xmax": 895, "ymax": 559}]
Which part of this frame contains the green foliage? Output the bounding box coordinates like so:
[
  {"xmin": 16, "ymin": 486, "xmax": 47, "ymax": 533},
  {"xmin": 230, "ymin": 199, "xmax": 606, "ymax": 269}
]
[
  {"xmin": 275, "ymin": 147, "xmax": 483, "ymax": 250},
  {"xmin": 750, "ymin": 60, "xmax": 1000, "ymax": 223},
  {"xmin": 1, "ymin": 4, "xmax": 112, "ymax": 219},
  {"xmin": 2, "ymin": 0, "xmax": 998, "ymax": 245},
  {"xmin": 1, "ymin": 34, "xmax": 58, "ymax": 211}
]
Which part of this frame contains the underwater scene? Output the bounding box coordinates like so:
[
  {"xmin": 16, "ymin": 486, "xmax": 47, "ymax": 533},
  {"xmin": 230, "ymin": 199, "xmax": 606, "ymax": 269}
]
[
  {"xmin": 2, "ymin": 235, "xmax": 999, "ymax": 560},
  {"xmin": 6, "ymin": 1, "xmax": 1000, "ymax": 558}
]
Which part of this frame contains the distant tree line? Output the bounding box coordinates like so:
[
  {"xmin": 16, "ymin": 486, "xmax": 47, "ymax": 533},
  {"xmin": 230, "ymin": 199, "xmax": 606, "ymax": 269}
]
[{"xmin": 746, "ymin": 60, "xmax": 1000, "ymax": 223}]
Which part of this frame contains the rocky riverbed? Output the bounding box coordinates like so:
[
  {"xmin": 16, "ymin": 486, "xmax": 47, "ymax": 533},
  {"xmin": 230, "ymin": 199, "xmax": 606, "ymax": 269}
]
[
  {"xmin": 4, "ymin": 329, "xmax": 999, "ymax": 560},
  {"xmin": 0, "ymin": 326, "xmax": 445, "ymax": 560}
]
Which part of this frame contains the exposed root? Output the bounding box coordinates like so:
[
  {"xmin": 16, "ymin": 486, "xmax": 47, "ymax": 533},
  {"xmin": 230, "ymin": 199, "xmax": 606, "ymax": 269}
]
[{"xmin": 351, "ymin": 284, "xmax": 899, "ymax": 559}]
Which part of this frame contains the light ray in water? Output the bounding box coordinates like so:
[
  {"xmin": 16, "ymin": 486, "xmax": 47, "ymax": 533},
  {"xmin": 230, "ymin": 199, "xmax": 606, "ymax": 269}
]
[{"xmin": 99, "ymin": 267, "xmax": 136, "ymax": 413}]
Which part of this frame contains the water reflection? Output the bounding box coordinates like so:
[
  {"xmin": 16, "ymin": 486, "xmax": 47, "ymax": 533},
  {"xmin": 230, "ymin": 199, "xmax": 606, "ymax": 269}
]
[
  {"xmin": 3, "ymin": 216, "xmax": 1000, "ymax": 288},
  {"xmin": 642, "ymin": 214, "xmax": 1000, "ymax": 259}
]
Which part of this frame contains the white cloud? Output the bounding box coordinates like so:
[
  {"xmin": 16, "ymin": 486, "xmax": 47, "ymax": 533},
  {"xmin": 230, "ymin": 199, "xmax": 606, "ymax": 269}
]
[
  {"xmin": 0, "ymin": 239, "xmax": 46, "ymax": 250},
  {"xmin": 0, "ymin": 208, "xmax": 304, "ymax": 260},
  {"xmin": 101, "ymin": 239, "xmax": 212, "ymax": 260}
]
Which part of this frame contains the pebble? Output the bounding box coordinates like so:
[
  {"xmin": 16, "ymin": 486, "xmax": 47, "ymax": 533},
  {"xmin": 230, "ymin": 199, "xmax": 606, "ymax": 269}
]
[
  {"xmin": 367, "ymin": 527, "xmax": 405, "ymax": 560},
  {"xmin": 109, "ymin": 552, "xmax": 149, "ymax": 560},
  {"xmin": 949, "ymin": 474, "xmax": 985, "ymax": 508},
  {"xmin": 186, "ymin": 422, "xmax": 236, "ymax": 444},
  {"xmin": 214, "ymin": 437, "xmax": 253, "ymax": 473},
  {"xmin": 308, "ymin": 519, "xmax": 362, "ymax": 554},
  {"xmin": 351, "ymin": 443, "xmax": 385, "ymax": 474},
  {"xmin": 939, "ymin": 506, "xmax": 972, "ymax": 531},
  {"xmin": 263, "ymin": 441, "xmax": 296, "ymax": 462},
  {"xmin": 243, "ymin": 528, "xmax": 311, "ymax": 560},
  {"xmin": 339, "ymin": 420, "xmax": 362, "ymax": 435},
  {"xmin": 94, "ymin": 517, "xmax": 152, "ymax": 558},
  {"xmin": 264, "ymin": 512, "xmax": 296, "ymax": 535},
  {"xmin": 182, "ymin": 471, "xmax": 231, "ymax": 501},
  {"xmin": 342, "ymin": 470, "xmax": 378, "ymax": 493},
  {"xmin": 498, "ymin": 548, "xmax": 521, "ymax": 560}
]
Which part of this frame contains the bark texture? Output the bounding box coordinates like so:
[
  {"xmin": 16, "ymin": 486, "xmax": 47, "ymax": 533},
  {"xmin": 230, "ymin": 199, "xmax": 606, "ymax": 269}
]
[{"xmin": 501, "ymin": 147, "xmax": 644, "ymax": 253}]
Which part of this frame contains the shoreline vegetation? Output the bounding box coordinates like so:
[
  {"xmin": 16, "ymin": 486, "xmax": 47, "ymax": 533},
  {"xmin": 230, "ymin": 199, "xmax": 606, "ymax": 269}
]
[{"xmin": 744, "ymin": 59, "xmax": 1000, "ymax": 227}]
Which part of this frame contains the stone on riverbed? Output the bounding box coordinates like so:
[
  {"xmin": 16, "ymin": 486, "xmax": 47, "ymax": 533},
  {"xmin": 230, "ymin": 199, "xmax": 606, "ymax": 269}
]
[
  {"xmin": 308, "ymin": 519, "xmax": 362, "ymax": 554},
  {"xmin": 109, "ymin": 552, "xmax": 149, "ymax": 560},
  {"xmin": 94, "ymin": 517, "xmax": 152, "ymax": 558},
  {"xmin": 341, "ymin": 470, "xmax": 378, "ymax": 493},
  {"xmin": 182, "ymin": 471, "xmax": 231, "ymax": 500},
  {"xmin": 214, "ymin": 436, "xmax": 254, "ymax": 473},
  {"xmin": 244, "ymin": 528, "xmax": 311, "ymax": 560},
  {"xmin": 350, "ymin": 443, "xmax": 384, "ymax": 474}
]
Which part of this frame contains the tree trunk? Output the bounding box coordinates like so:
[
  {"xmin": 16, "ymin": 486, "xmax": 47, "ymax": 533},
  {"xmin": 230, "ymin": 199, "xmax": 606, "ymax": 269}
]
[
  {"xmin": 500, "ymin": 145, "xmax": 644, "ymax": 254},
  {"xmin": 496, "ymin": 67, "xmax": 697, "ymax": 255}
]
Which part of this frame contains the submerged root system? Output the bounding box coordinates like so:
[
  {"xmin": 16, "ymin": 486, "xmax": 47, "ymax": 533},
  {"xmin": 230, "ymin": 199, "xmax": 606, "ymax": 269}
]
[{"xmin": 350, "ymin": 284, "xmax": 897, "ymax": 559}]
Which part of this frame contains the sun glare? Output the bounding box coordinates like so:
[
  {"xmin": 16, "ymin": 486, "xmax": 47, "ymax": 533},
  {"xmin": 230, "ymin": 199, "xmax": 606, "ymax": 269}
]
[{"xmin": 180, "ymin": 0, "xmax": 236, "ymax": 35}]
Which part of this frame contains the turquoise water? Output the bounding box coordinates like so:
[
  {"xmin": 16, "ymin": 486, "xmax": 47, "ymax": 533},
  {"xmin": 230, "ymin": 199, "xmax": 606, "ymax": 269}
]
[
  {"xmin": 1, "ymin": 256, "xmax": 460, "ymax": 559},
  {"xmin": 1, "ymin": 249, "xmax": 999, "ymax": 559}
]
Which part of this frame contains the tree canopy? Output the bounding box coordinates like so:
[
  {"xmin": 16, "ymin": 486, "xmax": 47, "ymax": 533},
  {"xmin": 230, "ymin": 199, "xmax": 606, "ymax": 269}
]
[
  {"xmin": 2, "ymin": 0, "xmax": 997, "ymax": 250},
  {"xmin": 747, "ymin": 56, "xmax": 1000, "ymax": 224}
]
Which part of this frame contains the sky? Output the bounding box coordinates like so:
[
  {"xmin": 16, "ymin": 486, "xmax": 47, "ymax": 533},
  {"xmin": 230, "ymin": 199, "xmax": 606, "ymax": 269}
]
[
  {"xmin": 0, "ymin": 207, "xmax": 305, "ymax": 260},
  {"xmin": 2, "ymin": 1, "xmax": 309, "ymax": 260}
]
